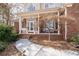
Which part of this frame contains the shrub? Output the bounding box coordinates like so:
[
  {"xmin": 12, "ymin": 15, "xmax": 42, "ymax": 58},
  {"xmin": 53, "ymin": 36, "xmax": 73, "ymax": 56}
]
[
  {"xmin": 0, "ymin": 23, "xmax": 18, "ymax": 43},
  {"xmin": 70, "ymin": 34, "xmax": 79, "ymax": 45},
  {"xmin": 0, "ymin": 23, "xmax": 18, "ymax": 52},
  {"xmin": 0, "ymin": 41, "xmax": 7, "ymax": 52}
]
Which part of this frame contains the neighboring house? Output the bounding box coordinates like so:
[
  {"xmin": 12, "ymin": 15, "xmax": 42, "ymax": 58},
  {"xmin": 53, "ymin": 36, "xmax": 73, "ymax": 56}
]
[{"xmin": 12, "ymin": 3, "xmax": 79, "ymax": 41}]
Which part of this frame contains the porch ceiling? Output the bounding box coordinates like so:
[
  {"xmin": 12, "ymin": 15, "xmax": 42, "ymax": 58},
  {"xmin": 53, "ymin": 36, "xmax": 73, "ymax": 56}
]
[
  {"xmin": 17, "ymin": 6, "xmax": 75, "ymax": 21},
  {"xmin": 17, "ymin": 8, "xmax": 65, "ymax": 17},
  {"xmin": 21, "ymin": 15, "xmax": 75, "ymax": 21}
]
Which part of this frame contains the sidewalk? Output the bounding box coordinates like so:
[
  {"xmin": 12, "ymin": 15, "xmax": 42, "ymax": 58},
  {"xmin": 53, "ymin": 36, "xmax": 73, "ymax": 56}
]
[{"xmin": 15, "ymin": 39, "xmax": 79, "ymax": 56}]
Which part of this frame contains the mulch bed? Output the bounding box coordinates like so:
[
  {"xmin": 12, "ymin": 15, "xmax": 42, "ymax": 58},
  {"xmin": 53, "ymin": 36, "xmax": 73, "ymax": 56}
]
[
  {"xmin": 0, "ymin": 43, "xmax": 22, "ymax": 56},
  {"xmin": 30, "ymin": 39, "xmax": 79, "ymax": 51}
]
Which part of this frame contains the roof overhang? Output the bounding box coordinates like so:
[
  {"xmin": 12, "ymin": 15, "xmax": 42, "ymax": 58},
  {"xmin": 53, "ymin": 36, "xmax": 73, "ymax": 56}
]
[
  {"xmin": 64, "ymin": 3, "xmax": 73, "ymax": 7},
  {"xmin": 17, "ymin": 8, "xmax": 65, "ymax": 17},
  {"xmin": 17, "ymin": 4, "xmax": 73, "ymax": 17},
  {"xmin": 16, "ymin": 4, "xmax": 74, "ymax": 21}
]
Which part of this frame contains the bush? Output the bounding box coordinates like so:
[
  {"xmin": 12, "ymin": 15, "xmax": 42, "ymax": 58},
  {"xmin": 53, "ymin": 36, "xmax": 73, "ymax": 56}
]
[
  {"xmin": 70, "ymin": 34, "xmax": 79, "ymax": 45},
  {"xmin": 0, "ymin": 23, "xmax": 18, "ymax": 52},
  {"xmin": 0, "ymin": 41, "xmax": 7, "ymax": 52},
  {"xmin": 0, "ymin": 23, "xmax": 18, "ymax": 42}
]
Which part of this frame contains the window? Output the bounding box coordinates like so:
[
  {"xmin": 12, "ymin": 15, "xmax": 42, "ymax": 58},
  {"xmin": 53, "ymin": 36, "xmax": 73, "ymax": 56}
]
[
  {"xmin": 28, "ymin": 4, "xmax": 35, "ymax": 11},
  {"xmin": 42, "ymin": 20, "xmax": 58, "ymax": 33},
  {"xmin": 46, "ymin": 20, "xmax": 57, "ymax": 30},
  {"xmin": 45, "ymin": 3, "xmax": 64, "ymax": 9},
  {"xmin": 45, "ymin": 4, "xmax": 49, "ymax": 8}
]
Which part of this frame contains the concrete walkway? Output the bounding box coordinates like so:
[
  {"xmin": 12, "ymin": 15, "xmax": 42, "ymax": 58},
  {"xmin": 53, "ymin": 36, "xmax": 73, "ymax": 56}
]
[{"xmin": 15, "ymin": 39, "xmax": 79, "ymax": 56}]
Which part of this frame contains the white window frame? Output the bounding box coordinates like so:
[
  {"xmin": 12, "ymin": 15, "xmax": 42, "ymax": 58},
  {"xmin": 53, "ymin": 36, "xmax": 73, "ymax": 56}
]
[{"xmin": 46, "ymin": 20, "xmax": 56, "ymax": 30}]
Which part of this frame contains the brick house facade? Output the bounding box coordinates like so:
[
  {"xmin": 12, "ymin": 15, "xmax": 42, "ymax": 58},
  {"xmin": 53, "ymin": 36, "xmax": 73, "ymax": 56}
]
[{"xmin": 12, "ymin": 3, "xmax": 79, "ymax": 41}]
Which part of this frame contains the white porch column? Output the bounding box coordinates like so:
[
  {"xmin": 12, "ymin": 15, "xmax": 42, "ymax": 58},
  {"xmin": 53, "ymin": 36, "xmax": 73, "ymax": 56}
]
[
  {"xmin": 65, "ymin": 7, "xmax": 67, "ymax": 16},
  {"xmin": 65, "ymin": 21, "xmax": 67, "ymax": 40},
  {"xmin": 58, "ymin": 11, "xmax": 60, "ymax": 35},
  {"xmin": 38, "ymin": 14, "xmax": 40, "ymax": 34},
  {"xmin": 19, "ymin": 16, "xmax": 22, "ymax": 34},
  {"xmin": 64, "ymin": 7, "xmax": 68, "ymax": 40}
]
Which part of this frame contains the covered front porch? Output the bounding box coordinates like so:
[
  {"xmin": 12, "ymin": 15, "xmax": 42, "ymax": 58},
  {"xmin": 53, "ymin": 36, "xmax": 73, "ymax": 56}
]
[{"xmin": 17, "ymin": 8, "xmax": 72, "ymax": 40}]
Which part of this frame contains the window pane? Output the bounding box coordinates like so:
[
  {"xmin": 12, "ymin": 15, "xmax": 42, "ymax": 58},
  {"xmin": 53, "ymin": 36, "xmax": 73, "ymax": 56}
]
[
  {"xmin": 28, "ymin": 21, "xmax": 34, "ymax": 31},
  {"xmin": 30, "ymin": 22, "xmax": 33, "ymax": 30},
  {"xmin": 46, "ymin": 20, "xmax": 54, "ymax": 29},
  {"xmin": 45, "ymin": 4, "xmax": 49, "ymax": 8}
]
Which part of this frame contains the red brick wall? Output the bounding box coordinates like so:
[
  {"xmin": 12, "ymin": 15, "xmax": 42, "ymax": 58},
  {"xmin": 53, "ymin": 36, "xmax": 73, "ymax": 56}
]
[
  {"xmin": 19, "ymin": 34, "xmax": 64, "ymax": 41},
  {"xmin": 67, "ymin": 3, "xmax": 79, "ymax": 39}
]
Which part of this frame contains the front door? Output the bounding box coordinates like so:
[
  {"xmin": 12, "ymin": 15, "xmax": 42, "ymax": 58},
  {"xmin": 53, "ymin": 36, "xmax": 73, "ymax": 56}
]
[{"xmin": 28, "ymin": 20, "xmax": 35, "ymax": 33}]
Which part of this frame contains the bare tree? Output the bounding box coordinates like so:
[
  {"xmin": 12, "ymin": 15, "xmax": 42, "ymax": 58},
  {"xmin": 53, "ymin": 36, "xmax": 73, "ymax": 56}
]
[{"xmin": 0, "ymin": 3, "xmax": 10, "ymax": 25}]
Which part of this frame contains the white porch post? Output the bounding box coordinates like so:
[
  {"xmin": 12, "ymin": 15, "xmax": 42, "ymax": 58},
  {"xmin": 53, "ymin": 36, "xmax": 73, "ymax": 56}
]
[
  {"xmin": 64, "ymin": 7, "xmax": 67, "ymax": 40},
  {"xmin": 65, "ymin": 7, "xmax": 67, "ymax": 17},
  {"xmin": 65, "ymin": 21, "xmax": 67, "ymax": 40},
  {"xmin": 19, "ymin": 17, "xmax": 22, "ymax": 34},
  {"xmin": 58, "ymin": 11, "xmax": 60, "ymax": 35},
  {"xmin": 38, "ymin": 14, "xmax": 40, "ymax": 34}
]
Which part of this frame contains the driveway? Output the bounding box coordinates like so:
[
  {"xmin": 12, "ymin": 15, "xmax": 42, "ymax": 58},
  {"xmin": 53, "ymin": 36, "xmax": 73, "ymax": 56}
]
[{"xmin": 15, "ymin": 39, "xmax": 79, "ymax": 56}]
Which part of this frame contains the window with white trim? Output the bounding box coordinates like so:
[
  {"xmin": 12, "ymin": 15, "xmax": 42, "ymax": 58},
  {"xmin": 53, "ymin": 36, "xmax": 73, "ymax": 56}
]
[
  {"xmin": 46, "ymin": 20, "xmax": 56, "ymax": 29},
  {"xmin": 28, "ymin": 4, "xmax": 35, "ymax": 12},
  {"xmin": 45, "ymin": 3, "xmax": 64, "ymax": 9},
  {"xmin": 42, "ymin": 20, "xmax": 58, "ymax": 33}
]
